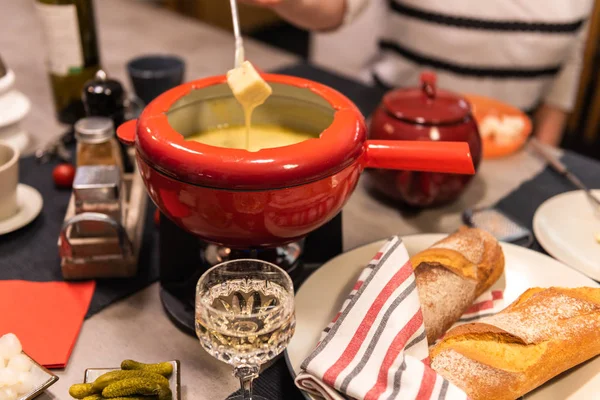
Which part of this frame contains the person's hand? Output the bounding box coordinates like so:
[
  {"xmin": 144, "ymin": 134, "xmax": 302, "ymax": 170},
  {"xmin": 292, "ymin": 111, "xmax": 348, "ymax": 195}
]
[
  {"xmin": 238, "ymin": 0, "xmax": 284, "ymax": 7},
  {"xmin": 239, "ymin": 0, "xmax": 346, "ymax": 31},
  {"xmin": 534, "ymin": 104, "xmax": 568, "ymax": 147}
]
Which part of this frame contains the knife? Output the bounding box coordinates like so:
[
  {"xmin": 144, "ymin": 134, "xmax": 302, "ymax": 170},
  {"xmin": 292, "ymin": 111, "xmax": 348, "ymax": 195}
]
[{"xmin": 530, "ymin": 138, "xmax": 600, "ymax": 209}]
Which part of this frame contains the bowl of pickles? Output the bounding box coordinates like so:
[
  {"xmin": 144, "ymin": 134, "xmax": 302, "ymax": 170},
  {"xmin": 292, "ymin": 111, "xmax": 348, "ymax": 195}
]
[{"xmin": 69, "ymin": 359, "xmax": 180, "ymax": 400}]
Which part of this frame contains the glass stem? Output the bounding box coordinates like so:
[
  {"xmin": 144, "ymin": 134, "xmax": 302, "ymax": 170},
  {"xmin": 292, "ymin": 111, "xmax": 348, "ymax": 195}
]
[{"xmin": 234, "ymin": 365, "xmax": 259, "ymax": 400}]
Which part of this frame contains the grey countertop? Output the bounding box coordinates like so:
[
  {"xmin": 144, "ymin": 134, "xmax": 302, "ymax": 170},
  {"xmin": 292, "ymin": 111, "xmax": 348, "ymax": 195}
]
[{"xmin": 1, "ymin": 0, "xmax": 552, "ymax": 399}]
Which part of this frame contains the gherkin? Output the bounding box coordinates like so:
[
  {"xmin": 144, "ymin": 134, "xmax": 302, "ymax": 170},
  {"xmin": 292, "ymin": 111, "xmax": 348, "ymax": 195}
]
[
  {"xmin": 81, "ymin": 396, "xmax": 103, "ymax": 400},
  {"xmin": 83, "ymin": 394, "xmax": 157, "ymax": 400},
  {"xmin": 69, "ymin": 383, "xmax": 97, "ymax": 398},
  {"xmin": 102, "ymin": 377, "xmax": 163, "ymax": 397},
  {"xmin": 120, "ymin": 359, "xmax": 174, "ymax": 377},
  {"xmin": 92, "ymin": 370, "xmax": 169, "ymax": 391},
  {"xmin": 84, "ymin": 397, "xmax": 153, "ymax": 400}
]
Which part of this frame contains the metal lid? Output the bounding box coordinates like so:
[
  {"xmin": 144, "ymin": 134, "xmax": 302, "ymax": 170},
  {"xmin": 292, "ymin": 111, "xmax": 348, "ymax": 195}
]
[{"xmin": 75, "ymin": 116, "xmax": 115, "ymax": 144}]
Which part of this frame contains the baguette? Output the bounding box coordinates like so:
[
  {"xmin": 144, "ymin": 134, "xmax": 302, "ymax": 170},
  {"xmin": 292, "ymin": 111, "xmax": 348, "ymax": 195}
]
[
  {"xmin": 410, "ymin": 227, "xmax": 504, "ymax": 343},
  {"xmin": 430, "ymin": 287, "xmax": 600, "ymax": 400}
]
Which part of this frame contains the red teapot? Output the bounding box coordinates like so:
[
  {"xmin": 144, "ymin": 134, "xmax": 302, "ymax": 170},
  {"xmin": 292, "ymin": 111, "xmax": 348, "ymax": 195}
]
[{"xmin": 367, "ymin": 71, "xmax": 482, "ymax": 207}]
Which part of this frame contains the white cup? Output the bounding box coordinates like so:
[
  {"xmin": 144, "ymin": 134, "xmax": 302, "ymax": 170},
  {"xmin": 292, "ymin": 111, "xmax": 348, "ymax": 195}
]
[{"xmin": 0, "ymin": 141, "xmax": 19, "ymax": 220}]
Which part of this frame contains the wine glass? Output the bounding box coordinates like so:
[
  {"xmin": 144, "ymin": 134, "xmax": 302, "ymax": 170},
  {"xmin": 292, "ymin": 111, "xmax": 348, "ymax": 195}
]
[{"xmin": 196, "ymin": 259, "xmax": 296, "ymax": 400}]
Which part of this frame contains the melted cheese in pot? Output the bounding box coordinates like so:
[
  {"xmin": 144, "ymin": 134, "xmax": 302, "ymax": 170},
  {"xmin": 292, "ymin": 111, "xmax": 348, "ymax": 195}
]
[{"xmin": 186, "ymin": 125, "xmax": 316, "ymax": 152}]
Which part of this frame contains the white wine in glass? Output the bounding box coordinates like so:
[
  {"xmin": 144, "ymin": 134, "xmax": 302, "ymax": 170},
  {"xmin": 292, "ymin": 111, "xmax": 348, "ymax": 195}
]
[{"xmin": 196, "ymin": 259, "xmax": 295, "ymax": 400}]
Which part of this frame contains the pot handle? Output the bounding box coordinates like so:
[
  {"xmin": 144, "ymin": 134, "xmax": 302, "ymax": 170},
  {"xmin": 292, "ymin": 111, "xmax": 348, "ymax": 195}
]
[
  {"xmin": 364, "ymin": 140, "xmax": 475, "ymax": 174},
  {"xmin": 116, "ymin": 119, "xmax": 137, "ymax": 146}
]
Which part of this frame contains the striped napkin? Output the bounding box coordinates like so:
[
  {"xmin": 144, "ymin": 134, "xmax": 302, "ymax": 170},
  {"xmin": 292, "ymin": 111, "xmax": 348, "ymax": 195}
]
[{"xmin": 295, "ymin": 236, "xmax": 504, "ymax": 400}]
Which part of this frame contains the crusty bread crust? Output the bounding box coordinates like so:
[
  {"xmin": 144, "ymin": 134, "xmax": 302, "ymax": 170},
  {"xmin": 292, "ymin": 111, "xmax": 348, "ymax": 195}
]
[
  {"xmin": 409, "ymin": 227, "xmax": 505, "ymax": 343},
  {"xmin": 431, "ymin": 287, "xmax": 600, "ymax": 400}
]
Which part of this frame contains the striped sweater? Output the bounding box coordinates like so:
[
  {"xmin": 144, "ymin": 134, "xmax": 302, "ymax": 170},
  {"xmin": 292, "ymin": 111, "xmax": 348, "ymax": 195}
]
[{"xmin": 345, "ymin": 0, "xmax": 593, "ymax": 112}]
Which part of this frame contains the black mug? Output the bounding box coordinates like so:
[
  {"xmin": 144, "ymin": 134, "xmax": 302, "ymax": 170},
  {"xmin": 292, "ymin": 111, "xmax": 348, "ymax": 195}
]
[{"xmin": 127, "ymin": 55, "xmax": 185, "ymax": 105}]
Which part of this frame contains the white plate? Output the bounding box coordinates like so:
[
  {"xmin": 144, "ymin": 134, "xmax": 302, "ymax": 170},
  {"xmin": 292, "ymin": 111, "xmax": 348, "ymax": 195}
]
[
  {"xmin": 0, "ymin": 184, "xmax": 43, "ymax": 235},
  {"xmin": 16, "ymin": 352, "xmax": 58, "ymax": 400},
  {"xmin": 286, "ymin": 234, "xmax": 600, "ymax": 400},
  {"xmin": 533, "ymin": 190, "xmax": 600, "ymax": 281},
  {"xmin": 84, "ymin": 360, "xmax": 180, "ymax": 400}
]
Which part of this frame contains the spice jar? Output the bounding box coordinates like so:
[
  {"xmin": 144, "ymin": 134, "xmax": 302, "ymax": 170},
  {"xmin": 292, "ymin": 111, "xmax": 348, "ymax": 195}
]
[{"xmin": 75, "ymin": 116, "xmax": 123, "ymax": 171}]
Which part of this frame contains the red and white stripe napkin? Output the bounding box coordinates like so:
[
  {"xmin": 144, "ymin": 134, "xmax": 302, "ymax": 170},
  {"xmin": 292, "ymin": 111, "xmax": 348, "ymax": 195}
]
[{"xmin": 295, "ymin": 236, "xmax": 504, "ymax": 400}]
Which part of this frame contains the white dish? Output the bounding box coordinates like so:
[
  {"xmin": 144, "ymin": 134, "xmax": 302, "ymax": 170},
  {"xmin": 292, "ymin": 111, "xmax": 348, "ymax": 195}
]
[
  {"xmin": 533, "ymin": 190, "xmax": 600, "ymax": 281},
  {"xmin": 84, "ymin": 360, "xmax": 181, "ymax": 400},
  {"xmin": 0, "ymin": 184, "xmax": 43, "ymax": 235},
  {"xmin": 0, "ymin": 124, "xmax": 30, "ymax": 154},
  {"xmin": 16, "ymin": 352, "xmax": 58, "ymax": 400},
  {"xmin": 286, "ymin": 234, "xmax": 600, "ymax": 400},
  {"xmin": 0, "ymin": 90, "xmax": 30, "ymax": 128}
]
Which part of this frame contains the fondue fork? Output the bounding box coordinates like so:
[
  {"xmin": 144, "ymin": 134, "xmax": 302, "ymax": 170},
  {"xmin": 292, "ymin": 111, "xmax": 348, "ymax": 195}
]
[{"xmin": 229, "ymin": 0, "xmax": 245, "ymax": 68}]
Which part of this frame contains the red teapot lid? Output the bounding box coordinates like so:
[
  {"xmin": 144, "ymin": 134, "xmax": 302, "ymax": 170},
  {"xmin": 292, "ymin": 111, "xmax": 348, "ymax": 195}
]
[{"xmin": 382, "ymin": 71, "xmax": 471, "ymax": 125}]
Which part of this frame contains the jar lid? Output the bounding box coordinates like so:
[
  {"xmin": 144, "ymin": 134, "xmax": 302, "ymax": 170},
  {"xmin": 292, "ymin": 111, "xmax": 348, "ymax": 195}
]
[
  {"xmin": 75, "ymin": 117, "xmax": 115, "ymax": 144},
  {"xmin": 382, "ymin": 71, "xmax": 471, "ymax": 125}
]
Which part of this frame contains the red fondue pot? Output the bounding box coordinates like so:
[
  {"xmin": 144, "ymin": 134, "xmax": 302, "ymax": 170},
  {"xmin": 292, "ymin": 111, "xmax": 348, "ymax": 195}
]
[{"xmin": 117, "ymin": 74, "xmax": 474, "ymax": 248}]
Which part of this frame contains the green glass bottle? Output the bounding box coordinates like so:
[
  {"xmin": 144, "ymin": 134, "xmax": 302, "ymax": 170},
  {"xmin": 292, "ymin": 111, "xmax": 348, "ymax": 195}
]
[{"xmin": 36, "ymin": 0, "xmax": 101, "ymax": 125}]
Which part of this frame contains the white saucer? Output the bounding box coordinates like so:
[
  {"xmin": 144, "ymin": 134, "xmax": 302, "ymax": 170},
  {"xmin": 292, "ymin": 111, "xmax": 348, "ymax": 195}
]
[
  {"xmin": 286, "ymin": 234, "xmax": 600, "ymax": 400},
  {"xmin": 533, "ymin": 190, "xmax": 600, "ymax": 281},
  {"xmin": 0, "ymin": 184, "xmax": 43, "ymax": 235}
]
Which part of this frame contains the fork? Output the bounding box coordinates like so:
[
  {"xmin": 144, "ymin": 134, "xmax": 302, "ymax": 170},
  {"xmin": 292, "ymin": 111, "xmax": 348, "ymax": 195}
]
[{"xmin": 229, "ymin": 0, "xmax": 245, "ymax": 68}]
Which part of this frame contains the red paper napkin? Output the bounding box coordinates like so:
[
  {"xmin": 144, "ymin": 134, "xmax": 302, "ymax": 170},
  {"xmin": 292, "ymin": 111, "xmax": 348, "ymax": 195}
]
[
  {"xmin": 295, "ymin": 236, "xmax": 505, "ymax": 400},
  {"xmin": 0, "ymin": 280, "xmax": 95, "ymax": 369}
]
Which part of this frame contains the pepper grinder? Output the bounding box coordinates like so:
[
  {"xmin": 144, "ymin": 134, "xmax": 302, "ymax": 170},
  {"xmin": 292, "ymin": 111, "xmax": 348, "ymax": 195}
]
[{"xmin": 82, "ymin": 70, "xmax": 133, "ymax": 172}]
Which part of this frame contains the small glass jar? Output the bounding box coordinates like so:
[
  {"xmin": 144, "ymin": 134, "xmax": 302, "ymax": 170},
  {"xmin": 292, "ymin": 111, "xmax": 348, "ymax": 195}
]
[{"xmin": 75, "ymin": 116, "xmax": 123, "ymax": 171}]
